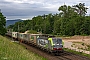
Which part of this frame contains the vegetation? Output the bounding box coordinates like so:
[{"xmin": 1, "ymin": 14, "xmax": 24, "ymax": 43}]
[
  {"xmin": 0, "ymin": 10, "xmax": 6, "ymax": 35},
  {"xmin": 72, "ymin": 42, "xmax": 90, "ymax": 51},
  {"xmin": 0, "ymin": 35, "xmax": 47, "ymax": 60},
  {"xmin": 28, "ymin": 30, "xmax": 38, "ymax": 34},
  {"xmin": 86, "ymin": 45, "xmax": 90, "ymax": 51},
  {"xmin": 64, "ymin": 48, "xmax": 90, "ymax": 58},
  {"xmin": 8, "ymin": 3, "xmax": 90, "ymax": 36}
]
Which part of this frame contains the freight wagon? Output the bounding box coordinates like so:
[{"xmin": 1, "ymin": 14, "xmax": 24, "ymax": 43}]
[{"xmin": 12, "ymin": 32, "xmax": 18, "ymax": 40}]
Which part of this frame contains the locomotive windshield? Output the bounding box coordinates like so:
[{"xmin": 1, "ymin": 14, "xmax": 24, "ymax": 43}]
[{"xmin": 52, "ymin": 38, "xmax": 62, "ymax": 45}]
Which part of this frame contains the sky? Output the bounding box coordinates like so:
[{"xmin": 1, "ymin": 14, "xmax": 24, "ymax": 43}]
[{"xmin": 0, "ymin": 0, "xmax": 90, "ymax": 20}]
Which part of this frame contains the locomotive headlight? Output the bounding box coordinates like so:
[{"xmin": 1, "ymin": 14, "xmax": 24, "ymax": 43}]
[
  {"xmin": 60, "ymin": 44, "xmax": 62, "ymax": 45},
  {"xmin": 57, "ymin": 44, "xmax": 59, "ymax": 45}
]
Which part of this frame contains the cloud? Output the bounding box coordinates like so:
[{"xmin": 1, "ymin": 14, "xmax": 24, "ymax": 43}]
[{"xmin": 0, "ymin": 0, "xmax": 90, "ymax": 20}]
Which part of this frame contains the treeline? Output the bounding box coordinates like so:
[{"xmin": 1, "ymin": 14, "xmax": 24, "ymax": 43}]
[
  {"xmin": 8, "ymin": 3, "xmax": 90, "ymax": 36},
  {"xmin": 0, "ymin": 11, "xmax": 6, "ymax": 35}
]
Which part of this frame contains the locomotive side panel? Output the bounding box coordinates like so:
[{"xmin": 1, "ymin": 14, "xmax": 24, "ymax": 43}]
[{"xmin": 37, "ymin": 38, "xmax": 48, "ymax": 47}]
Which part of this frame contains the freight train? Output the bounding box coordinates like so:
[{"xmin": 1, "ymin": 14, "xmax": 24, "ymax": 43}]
[{"xmin": 6, "ymin": 31, "xmax": 64, "ymax": 55}]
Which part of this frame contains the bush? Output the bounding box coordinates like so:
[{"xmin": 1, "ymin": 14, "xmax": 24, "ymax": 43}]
[{"xmin": 28, "ymin": 30, "xmax": 38, "ymax": 34}]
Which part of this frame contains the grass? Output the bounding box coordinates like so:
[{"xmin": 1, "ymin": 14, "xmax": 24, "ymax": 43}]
[
  {"xmin": 64, "ymin": 48, "xmax": 90, "ymax": 58},
  {"xmin": 0, "ymin": 35, "xmax": 47, "ymax": 60},
  {"xmin": 86, "ymin": 45, "xmax": 90, "ymax": 51}
]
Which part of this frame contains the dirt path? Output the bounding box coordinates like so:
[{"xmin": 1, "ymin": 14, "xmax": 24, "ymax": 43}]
[{"xmin": 62, "ymin": 36, "xmax": 90, "ymax": 54}]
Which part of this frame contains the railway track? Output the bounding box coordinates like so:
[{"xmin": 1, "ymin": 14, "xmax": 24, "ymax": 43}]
[
  {"xmin": 56, "ymin": 56, "xmax": 72, "ymax": 60},
  {"xmin": 6, "ymin": 36, "xmax": 90, "ymax": 60},
  {"xmin": 20, "ymin": 42, "xmax": 90, "ymax": 60},
  {"xmin": 65, "ymin": 51, "xmax": 90, "ymax": 60},
  {"xmin": 55, "ymin": 51, "xmax": 90, "ymax": 60}
]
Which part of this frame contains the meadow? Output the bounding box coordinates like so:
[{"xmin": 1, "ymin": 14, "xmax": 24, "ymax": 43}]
[{"xmin": 0, "ymin": 35, "xmax": 47, "ymax": 60}]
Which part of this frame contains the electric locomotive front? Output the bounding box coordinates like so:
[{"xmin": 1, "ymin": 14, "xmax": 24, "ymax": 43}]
[
  {"xmin": 37, "ymin": 37, "xmax": 63, "ymax": 55},
  {"xmin": 50, "ymin": 38, "xmax": 63, "ymax": 53}
]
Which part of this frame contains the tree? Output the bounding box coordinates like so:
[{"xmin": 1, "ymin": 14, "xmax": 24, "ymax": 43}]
[
  {"xmin": 58, "ymin": 5, "xmax": 74, "ymax": 35},
  {"xmin": 73, "ymin": 3, "xmax": 88, "ymax": 16},
  {"xmin": 0, "ymin": 10, "xmax": 6, "ymax": 35},
  {"xmin": 58, "ymin": 5, "xmax": 75, "ymax": 18},
  {"xmin": 53, "ymin": 19, "xmax": 61, "ymax": 35},
  {"xmin": 80, "ymin": 16, "xmax": 90, "ymax": 35},
  {"xmin": 53, "ymin": 13, "xmax": 60, "ymax": 34}
]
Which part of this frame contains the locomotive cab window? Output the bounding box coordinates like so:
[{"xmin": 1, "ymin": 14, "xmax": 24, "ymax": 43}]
[
  {"xmin": 52, "ymin": 38, "xmax": 63, "ymax": 50},
  {"xmin": 52, "ymin": 38, "xmax": 62, "ymax": 45}
]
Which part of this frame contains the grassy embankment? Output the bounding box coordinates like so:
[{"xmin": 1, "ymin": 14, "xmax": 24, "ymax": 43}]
[{"xmin": 0, "ymin": 35, "xmax": 47, "ymax": 60}]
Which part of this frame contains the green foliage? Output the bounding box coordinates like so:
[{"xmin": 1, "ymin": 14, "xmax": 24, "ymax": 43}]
[
  {"xmin": 73, "ymin": 3, "xmax": 88, "ymax": 16},
  {"xmin": 0, "ymin": 11, "xmax": 6, "ymax": 35},
  {"xmin": 7, "ymin": 3, "xmax": 90, "ymax": 36},
  {"xmin": 86, "ymin": 45, "xmax": 90, "ymax": 51},
  {"xmin": 28, "ymin": 30, "xmax": 38, "ymax": 34},
  {"xmin": 82, "ymin": 43, "xmax": 85, "ymax": 46}
]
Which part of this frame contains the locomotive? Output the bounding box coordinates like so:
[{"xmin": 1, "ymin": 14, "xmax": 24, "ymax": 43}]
[{"xmin": 6, "ymin": 31, "xmax": 64, "ymax": 55}]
